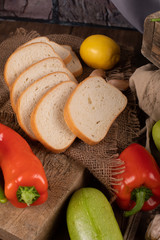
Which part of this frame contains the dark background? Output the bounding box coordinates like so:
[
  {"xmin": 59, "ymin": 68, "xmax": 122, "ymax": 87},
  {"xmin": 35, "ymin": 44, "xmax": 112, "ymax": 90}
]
[{"xmin": 0, "ymin": 0, "xmax": 134, "ymax": 30}]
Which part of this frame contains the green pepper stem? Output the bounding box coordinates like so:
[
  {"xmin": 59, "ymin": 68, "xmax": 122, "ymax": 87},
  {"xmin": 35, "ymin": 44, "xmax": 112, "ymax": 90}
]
[
  {"xmin": 124, "ymin": 186, "xmax": 152, "ymax": 217},
  {"xmin": 0, "ymin": 185, "xmax": 7, "ymax": 203},
  {"xmin": 16, "ymin": 186, "xmax": 40, "ymax": 206}
]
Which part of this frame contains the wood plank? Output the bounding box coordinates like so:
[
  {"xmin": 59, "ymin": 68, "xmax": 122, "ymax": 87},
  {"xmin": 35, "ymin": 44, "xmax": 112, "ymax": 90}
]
[
  {"xmin": 0, "ymin": 20, "xmax": 142, "ymax": 50},
  {"xmin": 70, "ymin": 24, "xmax": 143, "ymax": 50},
  {"xmin": 0, "ymin": 21, "xmax": 72, "ymax": 43},
  {"xmin": 141, "ymin": 11, "xmax": 160, "ymax": 67}
]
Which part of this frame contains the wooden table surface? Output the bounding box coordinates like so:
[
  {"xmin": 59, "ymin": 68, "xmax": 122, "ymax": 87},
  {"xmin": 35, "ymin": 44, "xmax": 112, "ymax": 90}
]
[
  {"xmin": 0, "ymin": 20, "xmax": 143, "ymax": 48},
  {"xmin": 0, "ymin": 20, "xmax": 149, "ymax": 240}
]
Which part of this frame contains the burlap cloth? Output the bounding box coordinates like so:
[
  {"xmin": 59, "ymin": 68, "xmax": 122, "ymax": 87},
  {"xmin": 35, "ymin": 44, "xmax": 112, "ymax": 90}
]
[
  {"xmin": 0, "ymin": 28, "xmax": 142, "ymax": 239},
  {"xmin": 129, "ymin": 63, "xmax": 160, "ymax": 152}
]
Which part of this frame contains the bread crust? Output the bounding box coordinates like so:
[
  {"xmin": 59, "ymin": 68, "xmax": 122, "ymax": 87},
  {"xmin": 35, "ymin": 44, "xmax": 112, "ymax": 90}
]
[
  {"xmin": 64, "ymin": 53, "xmax": 72, "ymax": 65},
  {"xmin": 73, "ymin": 68, "xmax": 83, "ymax": 78}
]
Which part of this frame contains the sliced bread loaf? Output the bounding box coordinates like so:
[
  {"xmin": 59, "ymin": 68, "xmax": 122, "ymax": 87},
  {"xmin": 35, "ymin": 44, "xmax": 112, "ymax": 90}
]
[
  {"xmin": 16, "ymin": 72, "xmax": 71, "ymax": 139},
  {"xmin": 64, "ymin": 76, "xmax": 127, "ymax": 145},
  {"xmin": 4, "ymin": 42, "xmax": 60, "ymax": 88},
  {"xmin": 10, "ymin": 57, "xmax": 77, "ymax": 112},
  {"xmin": 31, "ymin": 81, "xmax": 77, "ymax": 153},
  {"xmin": 20, "ymin": 36, "xmax": 72, "ymax": 64}
]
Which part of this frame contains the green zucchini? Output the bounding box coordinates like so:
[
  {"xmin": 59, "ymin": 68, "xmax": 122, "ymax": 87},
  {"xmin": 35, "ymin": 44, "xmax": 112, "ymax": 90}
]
[{"xmin": 66, "ymin": 187, "xmax": 123, "ymax": 240}]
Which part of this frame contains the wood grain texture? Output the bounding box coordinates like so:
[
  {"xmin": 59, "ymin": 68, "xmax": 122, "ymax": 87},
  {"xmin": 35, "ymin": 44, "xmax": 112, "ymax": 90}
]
[
  {"xmin": 141, "ymin": 11, "xmax": 160, "ymax": 68},
  {"xmin": 0, "ymin": 151, "xmax": 85, "ymax": 240}
]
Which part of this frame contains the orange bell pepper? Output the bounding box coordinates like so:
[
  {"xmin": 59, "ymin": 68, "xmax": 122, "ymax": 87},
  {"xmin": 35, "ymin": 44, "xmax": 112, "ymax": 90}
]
[{"xmin": 0, "ymin": 123, "xmax": 48, "ymax": 208}]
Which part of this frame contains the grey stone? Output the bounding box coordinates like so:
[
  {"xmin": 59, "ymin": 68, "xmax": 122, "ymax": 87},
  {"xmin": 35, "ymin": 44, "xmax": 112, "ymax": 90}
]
[
  {"xmin": 58, "ymin": 0, "xmax": 133, "ymax": 28},
  {"xmin": 0, "ymin": 0, "xmax": 133, "ymax": 29},
  {"xmin": 58, "ymin": 0, "xmax": 109, "ymax": 25},
  {"xmin": 1, "ymin": 0, "xmax": 53, "ymax": 20}
]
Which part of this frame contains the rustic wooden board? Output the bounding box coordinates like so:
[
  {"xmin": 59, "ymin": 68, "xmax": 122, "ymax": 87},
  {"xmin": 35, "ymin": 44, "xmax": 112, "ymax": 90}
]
[
  {"xmin": 141, "ymin": 11, "xmax": 160, "ymax": 68},
  {"xmin": 0, "ymin": 152, "xmax": 86, "ymax": 240}
]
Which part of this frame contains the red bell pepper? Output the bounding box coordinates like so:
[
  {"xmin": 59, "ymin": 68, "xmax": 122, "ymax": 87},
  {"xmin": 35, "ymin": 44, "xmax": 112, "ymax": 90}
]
[
  {"xmin": 113, "ymin": 143, "xmax": 160, "ymax": 217},
  {"xmin": 0, "ymin": 123, "xmax": 48, "ymax": 208}
]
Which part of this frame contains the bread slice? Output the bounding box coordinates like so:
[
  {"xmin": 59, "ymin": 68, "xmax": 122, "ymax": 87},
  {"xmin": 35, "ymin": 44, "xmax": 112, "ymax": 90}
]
[
  {"xmin": 10, "ymin": 57, "xmax": 77, "ymax": 112},
  {"xmin": 63, "ymin": 45, "xmax": 83, "ymax": 77},
  {"xmin": 17, "ymin": 72, "xmax": 71, "ymax": 139},
  {"xmin": 4, "ymin": 42, "xmax": 59, "ymax": 87},
  {"xmin": 62, "ymin": 45, "xmax": 72, "ymax": 51},
  {"xmin": 64, "ymin": 76, "xmax": 127, "ymax": 145},
  {"xmin": 20, "ymin": 36, "xmax": 72, "ymax": 64},
  {"xmin": 31, "ymin": 81, "xmax": 77, "ymax": 153},
  {"xmin": 66, "ymin": 50, "xmax": 83, "ymax": 77}
]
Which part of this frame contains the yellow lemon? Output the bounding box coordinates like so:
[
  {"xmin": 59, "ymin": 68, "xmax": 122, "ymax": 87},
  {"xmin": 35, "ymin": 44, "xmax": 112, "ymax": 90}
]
[{"xmin": 80, "ymin": 34, "xmax": 120, "ymax": 70}]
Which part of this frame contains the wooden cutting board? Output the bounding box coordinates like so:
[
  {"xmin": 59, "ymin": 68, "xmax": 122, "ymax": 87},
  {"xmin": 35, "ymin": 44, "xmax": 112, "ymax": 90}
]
[{"xmin": 0, "ymin": 151, "xmax": 87, "ymax": 240}]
